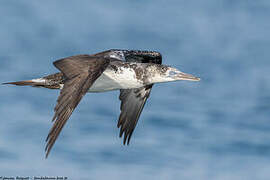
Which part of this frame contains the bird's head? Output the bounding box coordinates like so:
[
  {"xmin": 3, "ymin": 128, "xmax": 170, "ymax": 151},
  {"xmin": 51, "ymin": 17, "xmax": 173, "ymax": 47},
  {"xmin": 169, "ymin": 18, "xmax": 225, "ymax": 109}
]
[
  {"xmin": 166, "ymin": 66, "xmax": 200, "ymax": 81},
  {"xmin": 149, "ymin": 65, "xmax": 200, "ymax": 83}
]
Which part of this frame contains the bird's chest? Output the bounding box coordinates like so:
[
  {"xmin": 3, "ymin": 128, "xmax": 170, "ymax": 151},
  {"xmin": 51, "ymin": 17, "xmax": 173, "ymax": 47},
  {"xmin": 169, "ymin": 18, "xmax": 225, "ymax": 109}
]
[{"xmin": 88, "ymin": 67, "xmax": 144, "ymax": 92}]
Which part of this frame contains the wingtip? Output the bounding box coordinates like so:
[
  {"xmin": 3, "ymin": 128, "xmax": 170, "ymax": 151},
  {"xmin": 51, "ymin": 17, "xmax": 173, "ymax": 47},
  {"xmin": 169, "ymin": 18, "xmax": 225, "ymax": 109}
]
[
  {"xmin": 1, "ymin": 80, "xmax": 34, "ymax": 86},
  {"xmin": 122, "ymin": 138, "xmax": 131, "ymax": 146},
  {"xmin": 45, "ymin": 134, "xmax": 50, "ymax": 142},
  {"xmin": 127, "ymin": 134, "xmax": 132, "ymax": 145},
  {"xmin": 119, "ymin": 126, "xmax": 124, "ymax": 138},
  {"xmin": 121, "ymin": 132, "xmax": 127, "ymax": 145},
  {"xmin": 45, "ymin": 145, "xmax": 50, "ymax": 159},
  {"xmin": 126, "ymin": 141, "xmax": 130, "ymax": 146},
  {"xmin": 45, "ymin": 150, "xmax": 50, "ymax": 159},
  {"xmin": 123, "ymin": 133, "xmax": 128, "ymax": 145}
]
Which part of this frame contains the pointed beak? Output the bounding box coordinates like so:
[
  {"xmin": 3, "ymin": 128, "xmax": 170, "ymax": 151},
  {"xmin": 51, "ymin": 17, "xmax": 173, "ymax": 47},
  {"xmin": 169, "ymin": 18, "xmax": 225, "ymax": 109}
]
[{"xmin": 177, "ymin": 72, "xmax": 200, "ymax": 81}]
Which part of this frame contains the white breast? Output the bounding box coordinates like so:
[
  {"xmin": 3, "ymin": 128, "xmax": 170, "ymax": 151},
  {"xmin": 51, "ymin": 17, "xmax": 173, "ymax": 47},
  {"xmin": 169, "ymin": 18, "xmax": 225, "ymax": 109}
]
[{"xmin": 88, "ymin": 67, "xmax": 144, "ymax": 92}]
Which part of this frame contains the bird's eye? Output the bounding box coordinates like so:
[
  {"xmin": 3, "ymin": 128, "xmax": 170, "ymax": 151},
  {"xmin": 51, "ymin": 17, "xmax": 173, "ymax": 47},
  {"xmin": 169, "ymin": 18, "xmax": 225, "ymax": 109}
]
[{"xmin": 169, "ymin": 71, "xmax": 177, "ymax": 76}]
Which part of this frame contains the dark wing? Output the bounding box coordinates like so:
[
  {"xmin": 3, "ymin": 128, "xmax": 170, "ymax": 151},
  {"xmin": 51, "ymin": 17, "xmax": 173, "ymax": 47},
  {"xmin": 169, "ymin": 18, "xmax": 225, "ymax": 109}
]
[
  {"xmin": 117, "ymin": 50, "xmax": 162, "ymax": 144},
  {"xmin": 118, "ymin": 85, "xmax": 152, "ymax": 145},
  {"xmin": 45, "ymin": 55, "xmax": 109, "ymax": 158}
]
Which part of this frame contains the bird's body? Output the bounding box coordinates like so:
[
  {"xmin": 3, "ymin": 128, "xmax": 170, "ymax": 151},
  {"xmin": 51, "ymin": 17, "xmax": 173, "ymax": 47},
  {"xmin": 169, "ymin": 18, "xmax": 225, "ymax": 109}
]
[
  {"xmin": 78, "ymin": 61, "xmax": 154, "ymax": 92},
  {"xmin": 3, "ymin": 49, "xmax": 200, "ymax": 158},
  {"xmin": 31, "ymin": 61, "xmax": 179, "ymax": 92}
]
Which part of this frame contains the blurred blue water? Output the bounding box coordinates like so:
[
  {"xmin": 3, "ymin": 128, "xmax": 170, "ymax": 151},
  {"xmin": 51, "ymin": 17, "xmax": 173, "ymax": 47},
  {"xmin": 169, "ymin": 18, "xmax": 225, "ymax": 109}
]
[{"xmin": 0, "ymin": 1, "xmax": 270, "ymax": 179}]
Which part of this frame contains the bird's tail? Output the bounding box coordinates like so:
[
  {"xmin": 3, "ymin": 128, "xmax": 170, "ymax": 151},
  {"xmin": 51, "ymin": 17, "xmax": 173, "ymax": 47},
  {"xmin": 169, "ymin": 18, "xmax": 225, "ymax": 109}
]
[
  {"xmin": 2, "ymin": 73, "xmax": 64, "ymax": 89},
  {"xmin": 3, "ymin": 80, "xmax": 43, "ymax": 86}
]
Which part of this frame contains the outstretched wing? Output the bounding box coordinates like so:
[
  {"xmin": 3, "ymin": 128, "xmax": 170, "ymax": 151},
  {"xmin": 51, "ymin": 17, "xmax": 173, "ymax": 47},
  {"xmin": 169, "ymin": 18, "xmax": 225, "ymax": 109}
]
[
  {"xmin": 45, "ymin": 55, "xmax": 109, "ymax": 158},
  {"xmin": 118, "ymin": 85, "xmax": 153, "ymax": 145},
  {"xmin": 117, "ymin": 50, "xmax": 162, "ymax": 145}
]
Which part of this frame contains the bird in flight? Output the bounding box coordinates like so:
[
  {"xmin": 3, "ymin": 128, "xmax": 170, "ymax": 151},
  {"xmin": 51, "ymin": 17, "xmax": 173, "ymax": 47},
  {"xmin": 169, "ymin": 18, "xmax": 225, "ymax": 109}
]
[{"xmin": 3, "ymin": 49, "xmax": 200, "ymax": 158}]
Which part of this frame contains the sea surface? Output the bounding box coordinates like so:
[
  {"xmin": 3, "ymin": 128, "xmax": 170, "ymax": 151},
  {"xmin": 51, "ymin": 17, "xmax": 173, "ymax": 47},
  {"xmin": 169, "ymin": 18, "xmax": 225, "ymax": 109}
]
[{"xmin": 0, "ymin": 1, "xmax": 270, "ymax": 180}]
